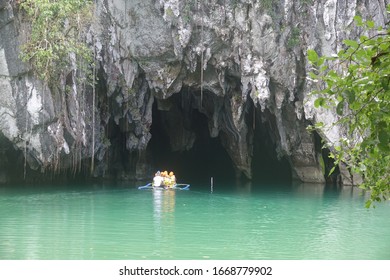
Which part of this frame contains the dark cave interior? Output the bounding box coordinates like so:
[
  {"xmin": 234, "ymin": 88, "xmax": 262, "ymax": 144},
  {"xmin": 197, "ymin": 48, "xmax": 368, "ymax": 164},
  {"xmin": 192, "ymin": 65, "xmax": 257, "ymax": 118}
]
[
  {"xmin": 147, "ymin": 91, "xmax": 292, "ymax": 186},
  {"xmin": 149, "ymin": 99, "xmax": 236, "ymax": 184}
]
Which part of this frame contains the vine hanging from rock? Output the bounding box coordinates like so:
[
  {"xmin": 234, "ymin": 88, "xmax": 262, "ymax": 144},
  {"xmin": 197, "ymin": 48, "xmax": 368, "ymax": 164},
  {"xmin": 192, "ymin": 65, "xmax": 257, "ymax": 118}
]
[{"xmin": 18, "ymin": 0, "xmax": 94, "ymax": 85}]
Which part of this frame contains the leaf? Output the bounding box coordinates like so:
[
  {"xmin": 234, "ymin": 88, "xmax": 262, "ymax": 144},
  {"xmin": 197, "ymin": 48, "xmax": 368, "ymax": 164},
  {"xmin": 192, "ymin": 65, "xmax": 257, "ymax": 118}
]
[
  {"xmin": 366, "ymin": 20, "xmax": 375, "ymax": 29},
  {"xmin": 379, "ymin": 42, "xmax": 389, "ymax": 51},
  {"xmin": 328, "ymin": 70, "xmax": 339, "ymax": 79},
  {"xmin": 354, "ymin": 15, "xmax": 363, "ymax": 26},
  {"xmin": 318, "ymin": 57, "xmax": 325, "ymax": 67},
  {"xmin": 314, "ymin": 97, "xmax": 325, "ymax": 108},
  {"xmin": 309, "ymin": 71, "xmax": 318, "ymax": 80},
  {"xmin": 338, "ymin": 49, "xmax": 346, "ymax": 57},
  {"xmin": 378, "ymin": 126, "xmax": 390, "ymax": 152},
  {"xmin": 336, "ymin": 101, "xmax": 344, "ymax": 115},
  {"xmin": 360, "ymin": 35, "xmax": 368, "ymax": 42},
  {"xmin": 307, "ymin": 49, "xmax": 319, "ymax": 64},
  {"xmin": 343, "ymin": 39, "xmax": 359, "ymax": 49},
  {"xmin": 320, "ymin": 64, "xmax": 328, "ymax": 72},
  {"xmin": 346, "ymin": 90, "xmax": 356, "ymax": 103},
  {"xmin": 328, "ymin": 166, "xmax": 336, "ymax": 175},
  {"xmin": 349, "ymin": 102, "xmax": 361, "ymax": 111},
  {"xmin": 380, "ymin": 76, "xmax": 390, "ymax": 90},
  {"xmin": 315, "ymin": 121, "xmax": 324, "ymax": 128}
]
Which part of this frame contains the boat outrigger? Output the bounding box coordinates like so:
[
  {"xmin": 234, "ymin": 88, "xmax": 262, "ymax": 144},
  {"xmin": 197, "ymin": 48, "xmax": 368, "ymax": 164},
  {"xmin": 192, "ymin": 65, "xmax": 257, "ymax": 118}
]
[{"xmin": 138, "ymin": 183, "xmax": 190, "ymax": 190}]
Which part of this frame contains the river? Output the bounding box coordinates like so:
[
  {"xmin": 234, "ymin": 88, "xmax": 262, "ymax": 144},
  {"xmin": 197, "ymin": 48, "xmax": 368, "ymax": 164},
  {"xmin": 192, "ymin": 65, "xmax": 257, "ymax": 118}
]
[{"xmin": 0, "ymin": 182, "xmax": 389, "ymax": 259}]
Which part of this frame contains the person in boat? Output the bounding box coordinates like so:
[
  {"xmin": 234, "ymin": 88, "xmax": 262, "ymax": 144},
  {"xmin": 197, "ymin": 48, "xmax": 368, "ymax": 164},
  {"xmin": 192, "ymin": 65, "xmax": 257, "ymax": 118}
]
[
  {"xmin": 152, "ymin": 171, "xmax": 163, "ymax": 188},
  {"xmin": 163, "ymin": 170, "xmax": 171, "ymax": 188},
  {"xmin": 169, "ymin": 171, "xmax": 176, "ymax": 187}
]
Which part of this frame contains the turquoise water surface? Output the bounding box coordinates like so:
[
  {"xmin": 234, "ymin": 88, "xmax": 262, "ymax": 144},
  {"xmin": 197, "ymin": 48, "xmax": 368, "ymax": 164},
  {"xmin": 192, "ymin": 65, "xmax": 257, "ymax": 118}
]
[{"xmin": 0, "ymin": 183, "xmax": 389, "ymax": 259}]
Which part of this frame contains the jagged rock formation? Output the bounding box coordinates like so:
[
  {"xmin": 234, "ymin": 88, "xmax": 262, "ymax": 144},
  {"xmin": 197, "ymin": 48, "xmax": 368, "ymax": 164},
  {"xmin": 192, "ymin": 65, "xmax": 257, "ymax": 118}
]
[{"xmin": 0, "ymin": 0, "xmax": 389, "ymax": 184}]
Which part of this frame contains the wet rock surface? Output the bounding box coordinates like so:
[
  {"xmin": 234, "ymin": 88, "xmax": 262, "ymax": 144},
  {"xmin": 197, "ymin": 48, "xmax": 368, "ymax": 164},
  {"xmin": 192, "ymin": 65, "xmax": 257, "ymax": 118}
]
[{"xmin": 0, "ymin": 0, "xmax": 388, "ymax": 184}]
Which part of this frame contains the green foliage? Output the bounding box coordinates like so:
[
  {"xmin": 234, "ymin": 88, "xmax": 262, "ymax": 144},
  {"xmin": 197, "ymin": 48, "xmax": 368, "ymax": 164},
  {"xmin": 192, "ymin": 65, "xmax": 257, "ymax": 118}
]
[
  {"xmin": 308, "ymin": 9, "xmax": 390, "ymax": 207},
  {"xmin": 165, "ymin": 7, "xmax": 174, "ymax": 18},
  {"xmin": 260, "ymin": 0, "xmax": 277, "ymax": 11},
  {"xmin": 19, "ymin": 0, "xmax": 94, "ymax": 84},
  {"xmin": 287, "ymin": 26, "xmax": 301, "ymax": 49},
  {"xmin": 182, "ymin": 0, "xmax": 197, "ymax": 24},
  {"xmin": 300, "ymin": 0, "xmax": 314, "ymax": 4}
]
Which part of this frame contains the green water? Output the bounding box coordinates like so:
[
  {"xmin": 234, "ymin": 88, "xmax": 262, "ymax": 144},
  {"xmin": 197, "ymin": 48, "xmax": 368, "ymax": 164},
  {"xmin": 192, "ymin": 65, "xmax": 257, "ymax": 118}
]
[{"xmin": 0, "ymin": 183, "xmax": 389, "ymax": 260}]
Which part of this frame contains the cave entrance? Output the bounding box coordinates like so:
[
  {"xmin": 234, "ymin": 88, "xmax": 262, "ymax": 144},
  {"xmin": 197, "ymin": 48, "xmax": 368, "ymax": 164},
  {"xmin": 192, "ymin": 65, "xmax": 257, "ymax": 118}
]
[
  {"xmin": 148, "ymin": 92, "xmax": 236, "ymax": 185},
  {"xmin": 247, "ymin": 101, "xmax": 292, "ymax": 184},
  {"xmin": 251, "ymin": 123, "xmax": 292, "ymax": 184},
  {"xmin": 252, "ymin": 148, "xmax": 292, "ymax": 184},
  {"xmin": 148, "ymin": 91, "xmax": 293, "ymax": 186}
]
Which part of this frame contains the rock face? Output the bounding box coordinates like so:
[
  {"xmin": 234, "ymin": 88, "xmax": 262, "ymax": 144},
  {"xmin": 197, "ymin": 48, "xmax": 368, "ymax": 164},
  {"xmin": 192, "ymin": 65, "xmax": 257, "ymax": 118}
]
[{"xmin": 0, "ymin": 0, "xmax": 389, "ymax": 184}]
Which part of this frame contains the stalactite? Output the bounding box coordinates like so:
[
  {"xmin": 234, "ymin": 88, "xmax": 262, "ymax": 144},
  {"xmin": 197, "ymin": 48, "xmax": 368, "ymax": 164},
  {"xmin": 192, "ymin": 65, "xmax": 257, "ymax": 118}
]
[
  {"xmin": 23, "ymin": 97, "xmax": 28, "ymax": 180},
  {"xmin": 200, "ymin": 0, "xmax": 204, "ymax": 108},
  {"xmin": 90, "ymin": 38, "xmax": 96, "ymax": 175},
  {"xmin": 253, "ymin": 106, "xmax": 256, "ymax": 130}
]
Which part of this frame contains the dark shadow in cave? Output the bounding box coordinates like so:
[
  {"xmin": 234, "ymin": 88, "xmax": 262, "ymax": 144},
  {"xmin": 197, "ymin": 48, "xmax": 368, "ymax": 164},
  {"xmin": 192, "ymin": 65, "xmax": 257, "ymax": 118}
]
[
  {"xmin": 148, "ymin": 92, "xmax": 236, "ymax": 185},
  {"xmin": 148, "ymin": 91, "xmax": 294, "ymax": 187},
  {"xmin": 251, "ymin": 141, "xmax": 292, "ymax": 184},
  {"xmin": 250, "ymin": 104, "xmax": 292, "ymax": 185},
  {"xmin": 313, "ymin": 130, "xmax": 340, "ymax": 185}
]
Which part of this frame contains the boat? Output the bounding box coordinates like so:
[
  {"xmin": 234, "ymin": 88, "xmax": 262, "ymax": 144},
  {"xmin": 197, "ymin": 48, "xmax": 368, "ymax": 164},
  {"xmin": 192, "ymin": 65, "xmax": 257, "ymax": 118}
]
[{"xmin": 138, "ymin": 183, "xmax": 190, "ymax": 190}]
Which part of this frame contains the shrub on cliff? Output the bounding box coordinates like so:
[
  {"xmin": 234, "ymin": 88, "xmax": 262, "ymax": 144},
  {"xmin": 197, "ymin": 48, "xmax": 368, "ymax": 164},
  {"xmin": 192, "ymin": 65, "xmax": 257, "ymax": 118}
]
[
  {"xmin": 18, "ymin": 0, "xmax": 94, "ymax": 84},
  {"xmin": 308, "ymin": 8, "xmax": 390, "ymax": 207}
]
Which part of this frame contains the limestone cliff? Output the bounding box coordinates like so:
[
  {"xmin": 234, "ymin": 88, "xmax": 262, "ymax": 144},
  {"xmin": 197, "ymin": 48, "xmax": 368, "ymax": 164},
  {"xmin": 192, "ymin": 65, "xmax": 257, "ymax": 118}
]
[{"xmin": 0, "ymin": 0, "xmax": 388, "ymax": 184}]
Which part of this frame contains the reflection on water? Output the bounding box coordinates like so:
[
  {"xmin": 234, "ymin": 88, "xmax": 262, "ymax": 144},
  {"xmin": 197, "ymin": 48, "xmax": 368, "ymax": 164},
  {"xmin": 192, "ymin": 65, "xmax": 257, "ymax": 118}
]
[
  {"xmin": 153, "ymin": 189, "xmax": 176, "ymax": 214},
  {"xmin": 152, "ymin": 189, "xmax": 176, "ymax": 258},
  {"xmin": 153, "ymin": 189, "xmax": 176, "ymax": 231},
  {"xmin": 291, "ymin": 182, "xmax": 368, "ymax": 199},
  {"xmin": 0, "ymin": 183, "xmax": 389, "ymax": 259}
]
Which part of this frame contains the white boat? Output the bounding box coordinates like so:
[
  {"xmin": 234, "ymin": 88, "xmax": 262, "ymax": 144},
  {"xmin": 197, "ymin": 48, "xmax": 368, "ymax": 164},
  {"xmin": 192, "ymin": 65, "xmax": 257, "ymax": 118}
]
[{"xmin": 137, "ymin": 183, "xmax": 190, "ymax": 190}]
